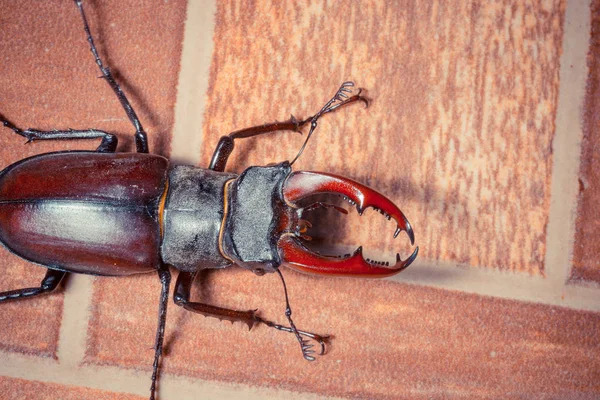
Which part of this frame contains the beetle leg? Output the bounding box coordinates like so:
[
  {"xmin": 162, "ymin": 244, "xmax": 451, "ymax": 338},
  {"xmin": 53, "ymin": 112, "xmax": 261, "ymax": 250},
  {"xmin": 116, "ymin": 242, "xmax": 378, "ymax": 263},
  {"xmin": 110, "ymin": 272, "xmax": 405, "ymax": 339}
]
[
  {"xmin": 209, "ymin": 83, "xmax": 368, "ymax": 171},
  {"xmin": 73, "ymin": 0, "xmax": 149, "ymax": 153},
  {"xmin": 173, "ymin": 271, "xmax": 257, "ymax": 328},
  {"xmin": 173, "ymin": 271, "xmax": 329, "ymax": 356},
  {"xmin": 0, "ymin": 269, "xmax": 66, "ymax": 303},
  {"xmin": 150, "ymin": 267, "xmax": 171, "ymax": 400},
  {"xmin": 1, "ymin": 113, "xmax": 118, "ymax": 152}
]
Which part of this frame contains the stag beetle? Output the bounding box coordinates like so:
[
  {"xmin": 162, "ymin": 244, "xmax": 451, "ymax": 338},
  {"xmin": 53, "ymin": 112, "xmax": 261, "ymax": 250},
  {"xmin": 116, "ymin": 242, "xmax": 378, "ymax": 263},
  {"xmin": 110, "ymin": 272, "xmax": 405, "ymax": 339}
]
[{"xmin": 0, "ymin": 1, "xmax": 418, "ymax": 399}]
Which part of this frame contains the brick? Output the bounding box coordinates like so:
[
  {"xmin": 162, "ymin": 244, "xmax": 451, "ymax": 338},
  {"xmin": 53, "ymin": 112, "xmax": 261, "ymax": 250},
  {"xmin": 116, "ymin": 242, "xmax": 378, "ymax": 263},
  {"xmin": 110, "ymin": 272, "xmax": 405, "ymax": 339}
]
[
  {"xmin": 86, "ymin": 269, "xmax": 600, "ymax": 399},
  {"xmin": 572, "ymin": 0, "xmax": 600, "ymax": 284},
  {"xmin": 0, "ymin": 0, "xmax": 184, "ymax": 159},
  {"xmin": 199, "ymin": 0, "xmax": 565, "ymax": 273},
  {"xmin": 85, "ymin": 273, "xmax": 166, "ymax": 368},
  {"xmin": 0, "ymin": 250, "xmax": 63, "ymax": 357},
  {"xmin": 0, "ymin": 375, "xmax": 144, "ymax": 400}
]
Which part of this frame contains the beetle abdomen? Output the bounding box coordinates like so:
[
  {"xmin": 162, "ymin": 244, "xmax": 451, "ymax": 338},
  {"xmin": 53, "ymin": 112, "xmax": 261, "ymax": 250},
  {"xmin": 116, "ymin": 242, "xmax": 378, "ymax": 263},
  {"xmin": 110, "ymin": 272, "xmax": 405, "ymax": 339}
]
[{"xmin": 0, "ymin": 152, "xmax": 168, "ymax": 276}]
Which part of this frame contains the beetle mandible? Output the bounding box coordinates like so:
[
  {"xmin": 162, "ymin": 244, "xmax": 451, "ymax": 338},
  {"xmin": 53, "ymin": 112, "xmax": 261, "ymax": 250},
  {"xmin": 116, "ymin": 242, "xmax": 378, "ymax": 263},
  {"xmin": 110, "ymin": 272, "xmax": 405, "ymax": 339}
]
[{"xmin": 0, "ymin": 1, "xmax": 418, "ymax": 399}]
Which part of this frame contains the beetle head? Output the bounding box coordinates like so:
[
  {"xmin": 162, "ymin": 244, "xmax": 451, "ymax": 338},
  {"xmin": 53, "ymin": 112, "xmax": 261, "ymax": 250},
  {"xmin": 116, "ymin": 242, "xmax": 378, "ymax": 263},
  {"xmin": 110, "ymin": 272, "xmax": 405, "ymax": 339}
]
[
  {"xmin": 220, "ymin": 162, "xmax": 417, "ymax": 277},
  {"xmin": 220, "ymin": 162, "xmax": 293, "ymax": 275}
]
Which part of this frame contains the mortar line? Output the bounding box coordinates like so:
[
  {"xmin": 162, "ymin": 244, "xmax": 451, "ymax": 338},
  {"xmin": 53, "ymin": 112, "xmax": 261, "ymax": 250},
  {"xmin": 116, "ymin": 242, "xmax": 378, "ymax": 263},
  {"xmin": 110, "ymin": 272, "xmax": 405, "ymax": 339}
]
[
  {"xmin": 0, "ymin": 352, "xmax": 342, "ymax": 400},
  {"xmin": 390, "ymin": 260, "xmax": 600, "ymax": 312},
  {"xmin": 170, "ymin": 0, "xmax": 217, "ymax": 166},
  {"xmin": 543, "ymin": 0, "xmax": 591, "ymax": 289},
  {"xmin": 55, "ymin": 274, "xmax": 95, "ymax": 367}
]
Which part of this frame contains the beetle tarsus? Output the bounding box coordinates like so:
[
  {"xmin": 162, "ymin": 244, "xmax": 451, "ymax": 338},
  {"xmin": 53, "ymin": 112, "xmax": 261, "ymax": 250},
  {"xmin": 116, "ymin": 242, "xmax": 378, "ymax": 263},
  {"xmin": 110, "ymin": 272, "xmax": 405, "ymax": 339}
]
[
  {"xmin": 290, "ymin": 82, "xmax": 367, "ymax": 165},
  {"xmin": 253, "ymin": 314, "xmax": 330, "ymax": 356},
  {"xmin": 1, "ymin": 112, "xmax": 118, "ymax": 152},
  {"xmin": 0, "ymin": 269, "xmax": 66, "ymax": 303}
]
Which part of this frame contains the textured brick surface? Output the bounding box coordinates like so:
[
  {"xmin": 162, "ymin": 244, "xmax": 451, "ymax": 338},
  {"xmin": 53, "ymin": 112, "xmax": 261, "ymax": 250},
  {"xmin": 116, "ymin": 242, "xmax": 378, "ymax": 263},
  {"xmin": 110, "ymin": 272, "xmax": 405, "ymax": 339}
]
[
  {"xmin": 0, "ymin": 258, "xmax": 63, "ymax": 357},
  {"xmin": 0, "ymin": 375, "xmax": 145, "ymax": 400},
  {"xmin": 87, "ymin": 269, "xmax": 600, "ymax": 399},
  {"xmin": 200, "ymin": 0, "xmax": 565, "ymax": 274},
  {"xmin": 573, "ymin": 0, "xmax": 600, "ymax": 284},
  {"xmin": 0, "ymin": 0, "xmax": 184, "ymax": 356}
]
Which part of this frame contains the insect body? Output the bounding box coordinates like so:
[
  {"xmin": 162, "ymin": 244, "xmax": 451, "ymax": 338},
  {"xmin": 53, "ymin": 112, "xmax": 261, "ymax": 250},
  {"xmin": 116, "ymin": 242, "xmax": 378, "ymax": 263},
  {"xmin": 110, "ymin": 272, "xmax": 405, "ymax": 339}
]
[{"xmin": 0, "ymin": 2, "xmax": 418, "ymax": 399}]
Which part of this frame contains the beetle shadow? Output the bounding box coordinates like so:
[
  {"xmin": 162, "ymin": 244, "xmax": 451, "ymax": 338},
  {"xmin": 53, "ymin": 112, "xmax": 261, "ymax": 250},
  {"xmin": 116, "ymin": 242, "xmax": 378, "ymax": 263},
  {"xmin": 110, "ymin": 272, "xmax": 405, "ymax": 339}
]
[
  {"xmin": 300, "ymin": 174, "xmax": 424, "ymax": 252},
  {"xmin": 83, "ymin": 0, "xmax": 167, "ymax": 156},
  {"xmin": 60, "ymin": 272, "xmax": 73, "ymax": 291}
]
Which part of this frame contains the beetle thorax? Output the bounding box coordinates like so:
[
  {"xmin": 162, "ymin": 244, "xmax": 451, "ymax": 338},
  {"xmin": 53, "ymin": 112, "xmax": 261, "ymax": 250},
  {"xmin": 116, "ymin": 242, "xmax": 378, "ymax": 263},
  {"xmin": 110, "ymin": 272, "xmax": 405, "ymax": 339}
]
[
  {"xmin": 160, "ymin": 166, "xmax": 237, "ymax": 272},
  {"xmin": 220, "ymin": 162, "xmax": 296, "ymax": 275}
]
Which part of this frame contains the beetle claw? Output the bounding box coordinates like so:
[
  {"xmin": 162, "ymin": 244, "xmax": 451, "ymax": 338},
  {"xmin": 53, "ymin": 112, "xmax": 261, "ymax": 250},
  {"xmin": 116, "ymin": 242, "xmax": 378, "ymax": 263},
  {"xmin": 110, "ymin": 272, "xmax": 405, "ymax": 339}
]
[{"xmin": 281, "ymin": 171, "xmax": 417, "ymax": 276}]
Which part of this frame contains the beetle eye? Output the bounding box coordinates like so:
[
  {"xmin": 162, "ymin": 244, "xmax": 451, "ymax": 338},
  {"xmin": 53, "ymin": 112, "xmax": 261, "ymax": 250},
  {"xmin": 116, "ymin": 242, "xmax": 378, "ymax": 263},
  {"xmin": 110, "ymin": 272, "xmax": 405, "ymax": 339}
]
[{"xmin": 254, "ymin": 268, "xmax": 266, "ymax": 276}]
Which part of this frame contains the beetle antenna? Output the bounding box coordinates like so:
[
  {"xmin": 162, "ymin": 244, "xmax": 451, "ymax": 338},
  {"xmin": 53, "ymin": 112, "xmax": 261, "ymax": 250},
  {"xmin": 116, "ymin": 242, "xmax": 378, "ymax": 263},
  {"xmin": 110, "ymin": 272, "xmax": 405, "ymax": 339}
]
[
  {"xmin": 290, "ymin": 82, "xmax": 364, "ymax": 166},
  {"xmin": 276, "ymin": 269, "xmax": 317, "ymax": 361}
]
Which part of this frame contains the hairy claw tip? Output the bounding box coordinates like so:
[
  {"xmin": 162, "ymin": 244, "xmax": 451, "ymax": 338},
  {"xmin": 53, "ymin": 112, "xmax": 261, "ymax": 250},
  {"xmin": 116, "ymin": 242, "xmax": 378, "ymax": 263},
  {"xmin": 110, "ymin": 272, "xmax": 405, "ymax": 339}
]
[
  {"xmin": 302, "ymin": 344, "xmax": 314, "ymax": 352},
  {"xmin": 317, "ymin": 339, "xmax": 327, "ymax": 355},
  {"xmin": 289, "ymin": 115, "xmax": 303, "ymax": 133},
  {"xmin": 356, "ymin": 91, "xmax": 370, "ymax": 108}
]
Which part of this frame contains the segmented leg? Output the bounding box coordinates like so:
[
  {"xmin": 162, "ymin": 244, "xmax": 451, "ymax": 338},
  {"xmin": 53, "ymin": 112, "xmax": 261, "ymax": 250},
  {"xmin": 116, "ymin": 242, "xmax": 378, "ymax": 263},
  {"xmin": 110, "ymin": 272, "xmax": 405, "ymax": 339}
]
[
  {"xmin": 150, "ymin": 267, "xmax": 171, "ymax": 400},
  {"xmin": 0, "ymin": 113, "xmax": 117, "ymax": 152},
  {"xmin": 209, "ymin": 83, "xmax": 368, "ymax": 172},
  {"xmin": 0, "ymin": 269, "xmax": 66, "ymax": 303},
  {"xmin": 172, "ymin": 271, "xmax": 328, "ymax": 355},
  {"xmin": 74, "ymin": 0, "xmax": 149, "ymax": 153}
]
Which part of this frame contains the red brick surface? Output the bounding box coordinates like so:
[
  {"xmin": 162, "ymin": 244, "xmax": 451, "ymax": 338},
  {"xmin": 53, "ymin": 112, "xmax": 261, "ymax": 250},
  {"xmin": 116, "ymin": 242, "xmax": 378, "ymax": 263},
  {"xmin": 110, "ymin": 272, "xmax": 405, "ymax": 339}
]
[
  {"xmin": 87, "ymin": 268, "xmax": 600, "ymax": 399},
  {"xmin": 0, "ymin": 261, "xmax": 63, "ymax": 357},
  {"xmin": 573, "ymin": 0, "xmax": 600, "ymax": 284},
  {"xmin": 0, "ymin": 375, "xmax": 145, "ymax": 400}
]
